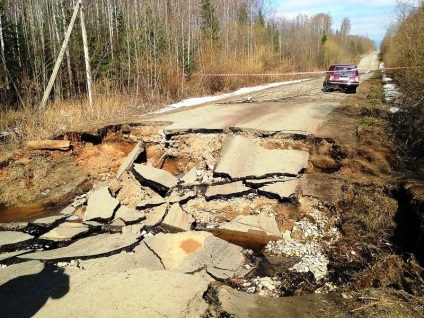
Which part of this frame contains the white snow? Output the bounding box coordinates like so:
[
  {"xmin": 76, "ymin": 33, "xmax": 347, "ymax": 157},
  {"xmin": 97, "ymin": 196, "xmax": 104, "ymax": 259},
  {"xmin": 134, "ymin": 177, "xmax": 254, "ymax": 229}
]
[{"xmin": 154, "ymin": 79, "xmax": 310, "ymax": 114}]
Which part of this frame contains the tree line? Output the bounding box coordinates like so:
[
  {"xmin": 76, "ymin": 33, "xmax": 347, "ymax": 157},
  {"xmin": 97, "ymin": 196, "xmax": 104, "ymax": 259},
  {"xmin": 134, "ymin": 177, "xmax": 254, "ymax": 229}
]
[
  {"xmin": 0, "ymin": 0, "xmax": 375, "ymax": 110},
  {"xmin": 381, "ymin": 1, "xmax": 424, "ymax": 162}
]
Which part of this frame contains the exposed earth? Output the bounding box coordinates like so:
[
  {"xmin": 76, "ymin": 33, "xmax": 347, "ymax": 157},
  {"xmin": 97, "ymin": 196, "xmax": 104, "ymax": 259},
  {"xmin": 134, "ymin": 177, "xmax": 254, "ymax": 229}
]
[{"xmin": 0, "ymin": 52, "xmax": 423, "ymax": 317}]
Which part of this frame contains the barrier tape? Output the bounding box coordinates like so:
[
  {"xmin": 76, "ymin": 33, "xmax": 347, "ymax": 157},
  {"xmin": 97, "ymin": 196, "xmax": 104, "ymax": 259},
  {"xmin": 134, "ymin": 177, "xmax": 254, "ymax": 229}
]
[{"xmin": 194, "ymin": 66, "xmax": 417, "ymax": 77}]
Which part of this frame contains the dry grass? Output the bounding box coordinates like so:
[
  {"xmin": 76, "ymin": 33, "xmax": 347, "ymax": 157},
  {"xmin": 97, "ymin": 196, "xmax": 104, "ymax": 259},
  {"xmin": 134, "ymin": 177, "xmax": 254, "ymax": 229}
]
[{"xmin": 0, "ymin": 94, "xmax": 157, "ymax": 147}]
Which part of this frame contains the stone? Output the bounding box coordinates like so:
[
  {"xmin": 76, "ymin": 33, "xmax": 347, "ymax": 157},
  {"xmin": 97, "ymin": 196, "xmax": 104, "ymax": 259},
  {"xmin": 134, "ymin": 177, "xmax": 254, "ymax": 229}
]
[
  {"xmin": 205, "ymin": 181, "xmax": 252, "ymax": 200},
  {"xmin": 214, "ymin": 135, "xmax": 309, "ymax": 179},
  {"xmin": 110, "ymin": 218, "xmax": 126, "ymax": 227},
  {"xmin": 167, "ymin": 191, "xmax": 197, "ymax": 204},
  {"xmin": 114, "ymin": 205, "xmax": 146, "ymax": 224},
  {"xmin": 40, "ymin": 223, "xmax": 90, "ymax": 242},
  {"xmin": 19, "ymin": 233, "xmax": 140, "ymax": 261},
  {"xmin": 162, "ymin": 204, "xmax": 195, "ymax": 232},
  {"xmin": 116, "ymin": 141, "xmax": 145, "ymax": 179},
  {"xmin": 215, "ymin": 285, "xmax": 350, "ymax": 318},
  {"xmin": 83, "ymin": 185, "xmax": 120, "ymax": 222},
  {"xmin": 82, "ymin": 221, "xmax": 103, "ymax": 229},
  {"xmin": 0, "ymin": 260, "xmax": 209, "ymax": 318},
  {"xmin": 0, "ymin": 231, "xmax": 33, "ymax": 252},
  {"xmin": 140, "ymin": 204, "xmax": 168, "ymax": 228},
  {"xmin": 181, "ymin": 166, "xmax": 200, "ymax": 185},
  {"xmin": 122, "ymin": 224, "xmax": 145, "ymax": 235},
  {"xmin": 0, "ymin": 222, "xmax": 28, "ymax": 231},
  {"xmin": 136, "ymin": 196, "xmax": 166, "ymax": 210},
  {"xmin": 0, "ymin": 250, "xmax": 29, "ymax": 263},
  {"xmin": 213, "ymin": 213, "xmax": 282, "ymax": 249},
  {"xmin": 60, "ymin": 205, "xmax": 76, "ymax": 215},
  {"xmin": 133, "ymin": 163, "xmax": 179, "ymax": 194},
  {"xmin": 258, "ymin": 179, "xmax": 300, "ymax": 200},
  {"xmin": 132, "ymin": 242, "xmax": 166, "ymax": 270},
  {"xmin": 143, "ymin": 231, "xmax": 250, "ymax": 280},
  {"xmin": 31, "ymin": 214, "xmax": 67, "ymax": 228}
]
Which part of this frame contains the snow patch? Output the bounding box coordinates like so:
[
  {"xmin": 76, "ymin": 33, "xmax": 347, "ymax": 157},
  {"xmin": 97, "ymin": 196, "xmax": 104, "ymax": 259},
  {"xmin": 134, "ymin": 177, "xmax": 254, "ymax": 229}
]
[{"xmin": 154, "ymin": 79, "xmax": 310, "ymax": 114}]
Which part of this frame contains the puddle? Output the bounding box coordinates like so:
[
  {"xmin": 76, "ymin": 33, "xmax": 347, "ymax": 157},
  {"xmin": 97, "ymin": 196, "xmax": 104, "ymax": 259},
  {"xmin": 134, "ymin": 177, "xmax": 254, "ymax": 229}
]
[{"xmin": 0, "ymin": 203, "xmax": 61, "ymax": 223}]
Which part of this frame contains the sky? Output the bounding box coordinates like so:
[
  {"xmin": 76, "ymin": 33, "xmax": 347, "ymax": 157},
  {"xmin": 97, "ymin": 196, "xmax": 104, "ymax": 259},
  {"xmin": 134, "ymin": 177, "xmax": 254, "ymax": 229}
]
[{"xmin": 274, "ymin": 0, "xmax": 399, "ymax": 48}]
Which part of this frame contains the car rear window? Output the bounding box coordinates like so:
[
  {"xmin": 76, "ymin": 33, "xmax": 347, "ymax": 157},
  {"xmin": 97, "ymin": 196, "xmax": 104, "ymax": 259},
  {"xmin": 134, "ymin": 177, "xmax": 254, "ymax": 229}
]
[{"xmin": 334, "ymin": 66, "xmax": 356, "ymax": 74}]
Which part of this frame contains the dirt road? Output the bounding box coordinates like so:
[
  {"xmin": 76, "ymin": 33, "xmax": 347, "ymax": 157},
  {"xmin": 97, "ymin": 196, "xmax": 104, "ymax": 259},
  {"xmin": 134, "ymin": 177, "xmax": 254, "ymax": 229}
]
[
  {"xmin": 143, "ymin": 81, "xmax": 339, "ymax": 134},
  {"xmin": 142, "ymin": 52, "xmax": 380, "ymax": 135}
]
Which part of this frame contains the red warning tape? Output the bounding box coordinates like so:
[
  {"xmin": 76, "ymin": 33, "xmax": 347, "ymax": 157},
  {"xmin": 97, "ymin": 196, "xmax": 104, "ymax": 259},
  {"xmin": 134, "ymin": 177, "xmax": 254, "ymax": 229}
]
[{"xmin": 195, "ymin": 66, "xmax": 417, "ymax": 77}]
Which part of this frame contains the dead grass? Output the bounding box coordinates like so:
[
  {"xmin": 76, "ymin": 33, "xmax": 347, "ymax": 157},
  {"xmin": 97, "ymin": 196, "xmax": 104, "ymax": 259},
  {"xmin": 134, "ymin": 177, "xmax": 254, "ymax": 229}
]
[{"xmin": 0, "ymin": 94, "xmax": 157, "ymax": 153}]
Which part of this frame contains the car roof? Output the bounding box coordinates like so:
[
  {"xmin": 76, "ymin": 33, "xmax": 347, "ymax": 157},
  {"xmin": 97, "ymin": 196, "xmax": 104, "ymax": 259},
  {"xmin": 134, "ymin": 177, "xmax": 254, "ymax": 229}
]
[{"xmin": 331, "ymin": 64, "xmax": 356, "ymax": 67}]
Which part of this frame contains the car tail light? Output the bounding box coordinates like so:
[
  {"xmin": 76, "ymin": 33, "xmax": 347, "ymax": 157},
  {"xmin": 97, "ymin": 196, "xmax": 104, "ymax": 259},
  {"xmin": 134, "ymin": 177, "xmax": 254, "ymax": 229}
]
[
  {"xmin": 354, "ymin": 75, "xmax": 359, "ymax": 82},
  {"xmin": 330, "ymin": 75, "xmax": 334, "ymax": 81}
]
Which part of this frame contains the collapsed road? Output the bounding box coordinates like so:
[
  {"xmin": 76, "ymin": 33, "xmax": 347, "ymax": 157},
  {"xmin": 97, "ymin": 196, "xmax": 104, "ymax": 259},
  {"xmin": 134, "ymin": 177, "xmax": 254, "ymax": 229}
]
[{"xmin": 1, "ymin": 52, "xmax": 423, "ymax": 317}]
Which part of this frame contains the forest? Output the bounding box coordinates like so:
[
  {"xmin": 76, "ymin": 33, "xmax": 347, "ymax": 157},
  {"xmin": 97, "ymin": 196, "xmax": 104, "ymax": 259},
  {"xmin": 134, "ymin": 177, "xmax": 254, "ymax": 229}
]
[
  {"xmin": 381, "ymin": 1, "xmax": 424, "ymax": 164},
  {"xmin": 0, "ymin": 0, "xmax": 375, "ymax": 141}
]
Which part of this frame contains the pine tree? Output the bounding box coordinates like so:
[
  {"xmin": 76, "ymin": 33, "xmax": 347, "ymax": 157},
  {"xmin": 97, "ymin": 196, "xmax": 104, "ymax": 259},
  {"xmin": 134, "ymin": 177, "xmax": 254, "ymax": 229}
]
[{"xmin": 199, "ymin": 0, "xmax": 220, "ymax": 47}]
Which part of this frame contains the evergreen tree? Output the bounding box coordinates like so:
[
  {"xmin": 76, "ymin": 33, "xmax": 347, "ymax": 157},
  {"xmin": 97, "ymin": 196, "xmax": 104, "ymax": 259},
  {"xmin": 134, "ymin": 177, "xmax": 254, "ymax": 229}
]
[{"xmin": 199, "ymin": 0, "xmax": 220, "ymax": 46}]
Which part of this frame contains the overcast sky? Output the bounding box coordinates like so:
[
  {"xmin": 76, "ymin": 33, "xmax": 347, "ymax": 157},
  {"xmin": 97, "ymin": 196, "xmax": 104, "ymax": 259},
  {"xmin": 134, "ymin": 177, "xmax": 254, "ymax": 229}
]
[{"xmin": 274, "ymin": 0, "xmax": 399, "ymax": 47}]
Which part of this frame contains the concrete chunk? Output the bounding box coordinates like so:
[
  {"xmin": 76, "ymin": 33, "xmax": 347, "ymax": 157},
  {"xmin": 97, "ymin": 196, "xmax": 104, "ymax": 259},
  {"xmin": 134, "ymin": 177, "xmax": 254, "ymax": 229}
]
[
  {"xmin": 181, "ymin": 166, "xmax": 200, "ymax": 185},
  {"xmin": 39, "ymin": 222, "xmax": 90, "ymax": 242},
  {"xmin": 83, "ymin": 186, "xmax": 120, "ymax": 222},
  {"xmin": 245, "ymin": 177, "xmax": 298, "ymax": 189},
  {"xmin": 60, "ymin": 205, "xmax": 76, "ymax": 215},
  {"xmin": 144, "ymin": 231, "xmax": 249, "ymax": 280},
  {"xmin": 215, "ymin": 135, "xmax": 309, "ymax": 179},
  {"xmin": 0, "ymin": 260, "xmax": 209, "ymax": 318},
  {"xmin": 140, "ymin": 204, "xmax": 168, "ymax": 228},
  {"xmin": 162, "ymin": 204, "xmax": 195, "ymax": 232},
  {"xmin": 216, "ymin": 285, "xmax": 349, "ymax": 318},
  {"xmin": 0, "ymin": 250, "xmax": 30, "ymax": 263},
  {"xmin": 133, "ymin": 163, "xmax": 179, "ymax": 194},
  {"xmin": 0, "ymin": 231, "xmax": 33, "ymax": 252},
  {"xmin": 19, "ymin": 233, "xmax": 139, "ymax": 261},
  {"xmin": 258, "ymin": 179, "xmax": 300, "ymax": 200},
  {"xmin": 213, "ymin": 213, "xmax": 282, "ymax": 249},
  {"xmin": 31, "ymin": 214, "xmax": 67, "ymax": 228},
  {"xmin": 116, "ymin": 141, "xmax": 145, "ymax": 179},
  {"xmin": 134, "ymin": 243, "xmax": 166, "ymax": 270},
  {"xmin": 137, "ymin": 196, "xmax": 166, "ymax": 210},
  {"xmin": 114, "ymin": 205, "xmax": 146, "ymax": 224},
  {"xmin": 205, "ymin": 181, "xmax": 252, "ymax": 200},
  {"xmin": 167, "ymin": 191, "xmax": 197, "ymax": 204}
]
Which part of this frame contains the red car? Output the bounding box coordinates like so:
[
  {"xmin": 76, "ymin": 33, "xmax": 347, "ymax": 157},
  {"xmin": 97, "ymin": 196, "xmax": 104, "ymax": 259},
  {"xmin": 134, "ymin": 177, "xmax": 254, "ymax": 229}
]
[{"xmin": 322, "ymin": 64, "xmax": 359, "ymax": 94}]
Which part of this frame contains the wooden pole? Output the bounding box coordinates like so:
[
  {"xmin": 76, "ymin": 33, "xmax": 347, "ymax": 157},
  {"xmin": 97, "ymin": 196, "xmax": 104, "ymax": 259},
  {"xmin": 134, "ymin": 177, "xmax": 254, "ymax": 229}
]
[
  {"xmin": 79, "ymin": 0, "xmax": 94, "ymax": 109},
  {"xmin": 39, "ymin": 2, "xmax": 80, "ymax": 110}
]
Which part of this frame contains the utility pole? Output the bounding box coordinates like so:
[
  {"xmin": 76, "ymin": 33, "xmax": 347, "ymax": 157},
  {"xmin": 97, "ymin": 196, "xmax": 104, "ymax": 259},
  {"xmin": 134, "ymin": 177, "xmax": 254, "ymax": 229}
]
[
  {"xmin": 39, "ymin": 0, "xmax": 94, "ymax": 110},
  {"xmin": 80, "ymin": 0, "xmax": 94, "ymax": 109},
  {"xmin": 39, "ymin": 2, "xmax": 80, "ymax": 110}
]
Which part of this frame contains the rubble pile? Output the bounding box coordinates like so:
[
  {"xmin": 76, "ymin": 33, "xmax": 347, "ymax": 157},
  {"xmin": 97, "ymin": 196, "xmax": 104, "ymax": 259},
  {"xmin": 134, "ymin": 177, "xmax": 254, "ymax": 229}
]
[{"xmin": 0, "ymin": 127, "xmax": 346, "ymax": 316}]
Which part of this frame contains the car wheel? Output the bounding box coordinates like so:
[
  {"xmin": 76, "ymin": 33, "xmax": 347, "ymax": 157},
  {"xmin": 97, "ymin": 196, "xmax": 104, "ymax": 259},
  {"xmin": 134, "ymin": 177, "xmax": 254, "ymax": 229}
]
[{"xmin": 322, "ymin": 81, "xmax": 329, "ymax": 92}]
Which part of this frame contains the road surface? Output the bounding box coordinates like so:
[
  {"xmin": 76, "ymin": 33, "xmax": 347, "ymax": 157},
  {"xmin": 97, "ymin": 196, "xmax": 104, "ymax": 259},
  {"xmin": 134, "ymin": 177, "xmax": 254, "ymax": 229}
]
[{"xmin": 142, "ymin": 51, "xmax": 380, "ymax": 135}]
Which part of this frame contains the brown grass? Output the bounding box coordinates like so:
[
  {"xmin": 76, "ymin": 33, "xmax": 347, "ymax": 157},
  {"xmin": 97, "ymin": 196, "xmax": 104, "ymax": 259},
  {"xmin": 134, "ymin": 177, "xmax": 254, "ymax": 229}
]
[{"xmin": 0, "ymin": 94, "xmax": 156, "ymax": 147}]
